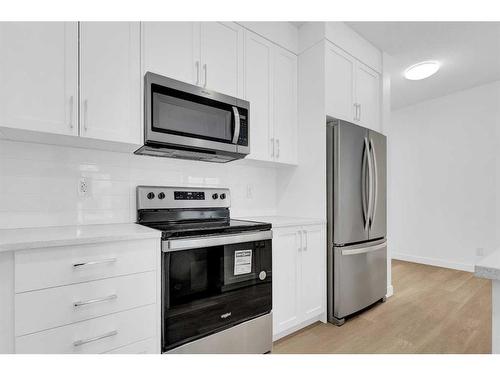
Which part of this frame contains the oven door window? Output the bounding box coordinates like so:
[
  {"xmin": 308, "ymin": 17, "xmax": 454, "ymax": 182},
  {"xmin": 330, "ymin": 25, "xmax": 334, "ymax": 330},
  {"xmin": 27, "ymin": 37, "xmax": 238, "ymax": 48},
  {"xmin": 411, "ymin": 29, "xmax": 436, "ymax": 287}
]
[
  {"xmin": 163, "ymin": 240, "xmax": 272, "ymax": 351},
  {"xmin": 152, "ymin": 87, "xmax": 234, "ymax": 144}
]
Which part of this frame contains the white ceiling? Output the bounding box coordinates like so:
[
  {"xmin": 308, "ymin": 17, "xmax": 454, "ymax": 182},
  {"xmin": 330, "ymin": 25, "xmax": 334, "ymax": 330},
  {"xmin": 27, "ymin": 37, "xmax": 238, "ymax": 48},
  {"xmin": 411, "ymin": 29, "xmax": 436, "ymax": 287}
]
[{"xmin": 346, "ymin": 22, "xmax": 500, "ymax": 109}]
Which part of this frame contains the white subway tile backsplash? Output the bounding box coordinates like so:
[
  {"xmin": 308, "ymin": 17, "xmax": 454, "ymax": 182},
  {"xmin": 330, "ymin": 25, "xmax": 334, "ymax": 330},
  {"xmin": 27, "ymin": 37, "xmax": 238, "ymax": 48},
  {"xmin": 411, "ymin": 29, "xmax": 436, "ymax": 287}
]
[{"xmin": 0, "ymin": 139, "xmax": 278, "ymax": 229}]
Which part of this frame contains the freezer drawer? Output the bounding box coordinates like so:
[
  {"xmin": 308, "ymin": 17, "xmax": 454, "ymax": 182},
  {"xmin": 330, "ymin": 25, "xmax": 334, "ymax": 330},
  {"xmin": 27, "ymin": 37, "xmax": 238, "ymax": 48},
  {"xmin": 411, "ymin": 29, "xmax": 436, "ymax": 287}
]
[{"xmin": 333, "ymin": 240, "xmax": 387, "ymax": 319}]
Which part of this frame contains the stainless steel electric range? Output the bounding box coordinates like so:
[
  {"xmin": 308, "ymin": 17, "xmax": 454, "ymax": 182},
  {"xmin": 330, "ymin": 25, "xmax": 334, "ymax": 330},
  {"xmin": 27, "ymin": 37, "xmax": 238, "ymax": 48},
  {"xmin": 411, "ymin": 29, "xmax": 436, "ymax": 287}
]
[{"xmin": 136, "ymin": 186, "xmax": 273, "ymax": 354}]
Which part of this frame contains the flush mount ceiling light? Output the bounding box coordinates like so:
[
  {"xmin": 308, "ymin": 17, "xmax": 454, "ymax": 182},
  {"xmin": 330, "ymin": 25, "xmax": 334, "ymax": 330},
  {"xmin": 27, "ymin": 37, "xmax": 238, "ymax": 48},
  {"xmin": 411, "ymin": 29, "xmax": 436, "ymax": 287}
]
[{"xmin": 404, "ymin": 61, "xmax": 440, "ymax": 80}]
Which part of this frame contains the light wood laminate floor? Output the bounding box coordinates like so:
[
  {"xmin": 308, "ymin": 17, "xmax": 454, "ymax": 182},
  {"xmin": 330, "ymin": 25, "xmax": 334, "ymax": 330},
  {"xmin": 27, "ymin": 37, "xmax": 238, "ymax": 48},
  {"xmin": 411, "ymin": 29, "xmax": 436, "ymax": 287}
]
[{"xmin": 273, "ymin": 260, "xmax": 491, "ymax": 354}]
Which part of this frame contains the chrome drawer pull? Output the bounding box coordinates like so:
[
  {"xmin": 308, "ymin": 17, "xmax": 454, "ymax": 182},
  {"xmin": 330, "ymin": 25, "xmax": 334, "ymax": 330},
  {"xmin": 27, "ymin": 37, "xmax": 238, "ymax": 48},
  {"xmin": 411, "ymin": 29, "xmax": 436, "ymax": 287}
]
[
  {"xmin": 73, "ymin": 330, "xmax": 118, "ymax": 347},
  {"xmin": 72, "ymin": 258, "xmax": 117, "ymax": 269},
  {"xmin": 73, "ymin": 294, "xmax": 118, "ymax": 307}
]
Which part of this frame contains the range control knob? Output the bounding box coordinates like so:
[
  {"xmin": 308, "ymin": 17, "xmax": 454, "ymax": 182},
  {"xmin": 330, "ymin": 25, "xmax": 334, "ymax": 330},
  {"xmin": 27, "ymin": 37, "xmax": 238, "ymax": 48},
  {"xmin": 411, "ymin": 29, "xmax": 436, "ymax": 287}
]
[
  {"xmin": 147, "ymin": 192, "xmax": 155, "ymax": 200},
  {"xmin": 220, "ymin": 193, "xmax": 226, "ymax": 200},
  {"xmin": 212, "ymin": 193, "xmax": 219, "ymax": 200},
  {"xmin": 158, "ymin": 192, "xmax": 165, "ymax": 200},
  {"xmin": 259, "ymin": 271, "xmax": 267, "ymax": 281}
]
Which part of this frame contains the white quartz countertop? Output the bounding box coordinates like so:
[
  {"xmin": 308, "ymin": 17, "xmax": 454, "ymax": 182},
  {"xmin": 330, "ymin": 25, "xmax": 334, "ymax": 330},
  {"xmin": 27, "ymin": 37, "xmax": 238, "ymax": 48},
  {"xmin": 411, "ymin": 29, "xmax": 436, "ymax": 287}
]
[
  {"xmin": 0, "ymin": 223, "xmax": 161, "ymax": 252},
  {"xmin": 475, "ymin": 250, "xmax": 500, "ymax": 281},
  {"xmin": 236, "ymin": 216, "xmax": 326, "ymax": 228}
]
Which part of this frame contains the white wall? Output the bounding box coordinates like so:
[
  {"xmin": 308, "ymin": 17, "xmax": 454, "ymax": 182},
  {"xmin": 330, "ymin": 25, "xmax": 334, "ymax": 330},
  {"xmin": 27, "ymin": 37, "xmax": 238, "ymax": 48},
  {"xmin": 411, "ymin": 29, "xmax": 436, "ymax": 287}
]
[
  {"xmin": 388, "ymin": 81, "xmax": 500, "ymax": 271},
  {"xmin": 0, "ymin": 140, "xmax": 278, "ymax": 229}
]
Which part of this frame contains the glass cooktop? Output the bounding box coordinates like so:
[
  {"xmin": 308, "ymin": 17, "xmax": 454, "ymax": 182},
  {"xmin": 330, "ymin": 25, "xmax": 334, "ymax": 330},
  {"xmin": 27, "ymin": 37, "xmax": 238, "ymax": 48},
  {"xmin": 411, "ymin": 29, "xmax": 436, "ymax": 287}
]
[{"xmin": 141, "ymin": 219, "xmax": 272, "ymax": 240}]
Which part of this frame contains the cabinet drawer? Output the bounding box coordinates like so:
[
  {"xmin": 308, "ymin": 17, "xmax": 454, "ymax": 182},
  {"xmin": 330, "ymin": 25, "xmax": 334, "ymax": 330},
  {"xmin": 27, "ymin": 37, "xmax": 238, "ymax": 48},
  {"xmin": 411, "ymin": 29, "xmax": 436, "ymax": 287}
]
[
  {"xmin": 105, "ymin": 337, "xmax": 158, "ymax": 354},
  {"xmin": 16, "ymin": 271, "xmax": 156, "ymax": 336},
  {"xmin": 15, "ymin": 304, "xmax": 156, "ymax": 354},
  {"xmin": 15, "ymin": 239, "xmax": 157, "ymax": 292}
]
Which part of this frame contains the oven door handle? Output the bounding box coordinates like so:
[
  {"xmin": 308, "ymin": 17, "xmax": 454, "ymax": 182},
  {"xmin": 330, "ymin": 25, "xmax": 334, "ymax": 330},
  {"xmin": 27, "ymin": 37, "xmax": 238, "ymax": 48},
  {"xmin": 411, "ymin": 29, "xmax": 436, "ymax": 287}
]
[
  {"xmin": 231, "ymin": 106, "xmax": 241, "ymax": 144},
  {"xmin": 163, "ymin": 230, "xmax": 273, "ymax": 252}
]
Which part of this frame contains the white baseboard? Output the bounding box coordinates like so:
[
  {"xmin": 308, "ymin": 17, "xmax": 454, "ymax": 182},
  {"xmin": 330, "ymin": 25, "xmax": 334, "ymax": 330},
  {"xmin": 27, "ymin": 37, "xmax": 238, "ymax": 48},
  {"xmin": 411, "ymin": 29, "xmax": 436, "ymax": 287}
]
[
  {"xmin": 386, "ymin": 284, "xmax": 394, "ymax": 298},
  {"xmin": 392, "ymin": 252, "xmax": 474, "ymax": 272}
]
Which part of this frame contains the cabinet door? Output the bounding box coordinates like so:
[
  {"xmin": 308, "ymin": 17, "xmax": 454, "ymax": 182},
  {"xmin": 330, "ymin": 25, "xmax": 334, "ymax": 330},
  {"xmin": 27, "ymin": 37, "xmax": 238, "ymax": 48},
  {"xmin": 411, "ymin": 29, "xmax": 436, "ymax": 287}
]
[
  {"xmin": 325, "ymin": 44, "xmax": 355, "ymax": 122},
  {"xmin": 200, "ymin": 22, "xmax": 244, "ymax": 97},
  {"xmin": 79, "ymin": 22, "xmax": 141, "ymax": 144},
  {"xmin": 244, "ymin": 31, "xmax": 273, "ymax": 162},
  {"xmin": 300, "ymin": 225, "xmax": 325, "ymax": 321},
  {"xmin": 0, "ymin": 22, "xmax": 78, "ymax": 135},
  {"xmin": 273, "ymin": 46, "xmax": 298, "ymax": 165},
  {"xmin": 356, "ymin": 63, "xmax": 380, "ymax": 131},
  {"xmin": 142, "ymin": 22, "xmax": 200, "ymax": 85},
  {"xmin": 272, "ymin": 227, "xmax": 301, "ymax": 337}
]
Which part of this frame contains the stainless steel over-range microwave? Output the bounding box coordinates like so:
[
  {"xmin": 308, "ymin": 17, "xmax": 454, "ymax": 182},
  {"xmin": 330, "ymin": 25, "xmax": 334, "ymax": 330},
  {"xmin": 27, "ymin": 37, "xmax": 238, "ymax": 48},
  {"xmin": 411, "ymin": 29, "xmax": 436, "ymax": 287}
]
[{"xmin": 134, "ymin": 72, "xmax": 250, "ymax": 163}]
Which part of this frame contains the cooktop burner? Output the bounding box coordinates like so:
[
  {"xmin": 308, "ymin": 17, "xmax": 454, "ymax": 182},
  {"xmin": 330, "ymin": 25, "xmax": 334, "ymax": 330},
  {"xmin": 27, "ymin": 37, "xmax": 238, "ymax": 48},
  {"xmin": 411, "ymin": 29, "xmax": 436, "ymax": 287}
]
[{"xmin": 136, "ymin": 186, "xmax": 271, "ymax": 240}]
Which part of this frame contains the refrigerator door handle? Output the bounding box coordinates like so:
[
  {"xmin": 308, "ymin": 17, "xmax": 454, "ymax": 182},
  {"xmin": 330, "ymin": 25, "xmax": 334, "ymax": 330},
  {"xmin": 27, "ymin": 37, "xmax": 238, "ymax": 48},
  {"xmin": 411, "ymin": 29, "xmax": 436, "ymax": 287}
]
[
  {"xmin": 341, "ymin": 242, "xmax": 386, "ymax": 256},
  {"xmin": 369, "ymin": 138, "xmax": 378, "ymax": 229},
  {"xmin": 362, "ymin": 138, "xmax": 369, "ymax": 231}
]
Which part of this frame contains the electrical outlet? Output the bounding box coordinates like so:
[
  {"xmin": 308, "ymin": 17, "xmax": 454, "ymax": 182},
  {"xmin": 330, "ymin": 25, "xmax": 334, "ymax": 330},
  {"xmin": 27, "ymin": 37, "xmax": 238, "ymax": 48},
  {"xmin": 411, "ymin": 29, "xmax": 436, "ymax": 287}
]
[
  {"xmin": 476, "ymin": 248, "xmax": 485, "ymax": 257},
  {"xmin": 78, "ymin": 177, "xmax": 92, "ymax": 198}
]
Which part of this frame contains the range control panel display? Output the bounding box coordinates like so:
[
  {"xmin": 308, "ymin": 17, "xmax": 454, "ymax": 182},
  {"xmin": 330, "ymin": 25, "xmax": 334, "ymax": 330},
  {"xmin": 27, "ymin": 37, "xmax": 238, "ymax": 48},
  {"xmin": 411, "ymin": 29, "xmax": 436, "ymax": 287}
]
[{"xmin": 174, "ymin": 191, "xmax": 205, "ymax": 200}]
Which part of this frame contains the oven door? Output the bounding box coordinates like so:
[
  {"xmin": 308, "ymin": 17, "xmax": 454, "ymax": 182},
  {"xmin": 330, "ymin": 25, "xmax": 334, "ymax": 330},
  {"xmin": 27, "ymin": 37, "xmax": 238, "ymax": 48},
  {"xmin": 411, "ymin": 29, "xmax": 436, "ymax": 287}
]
[
  {"xmin": 144, "ymin": 72, "xmax": 249, "ymax": 154},
  {"xmin": 162, "ymin": 231, "xmax": 272, "ymax": 352}
]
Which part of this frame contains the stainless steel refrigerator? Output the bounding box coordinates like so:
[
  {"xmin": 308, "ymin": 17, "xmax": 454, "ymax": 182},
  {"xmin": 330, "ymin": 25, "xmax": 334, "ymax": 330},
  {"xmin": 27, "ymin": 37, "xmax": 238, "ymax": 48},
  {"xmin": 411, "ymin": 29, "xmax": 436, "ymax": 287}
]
[{"xmin": 327, "ymin": 119, "xmax": 387, "ymax": 326}]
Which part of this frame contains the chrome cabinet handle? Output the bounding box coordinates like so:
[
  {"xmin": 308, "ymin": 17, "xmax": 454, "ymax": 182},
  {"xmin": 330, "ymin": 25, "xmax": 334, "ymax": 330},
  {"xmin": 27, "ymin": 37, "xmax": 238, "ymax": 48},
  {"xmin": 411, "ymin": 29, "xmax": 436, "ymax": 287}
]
[
  {"xmin": 353, "ymin": 103, "xmax": 358, "ymax": 121},
  {"xmin": 276, "ymin": 139, "xmax": 280, "ymax": 159},
  {"xmin": 203, "ymin": 63, "xmax": 207, "ymax": 87},
  {"xmin": 195, "ymin": 61, "xmax": 200, "ymax": 85},
  {"xmin": 298, "ymin": 230, "xmax": 303, "ymax": 252},
  {"xmin": 369, "ymin": 138, "xmax": 378, "ymax": 228},
  {"xmin": 302, "ymin": 230, "xmax": 307, "ymax": 251},
  {"xmin": 358, "ymin": 103, "xmax": 362, "ymax": 122},
  {"xmin": 362, "ymin": 137, "xmax": 369, "ymax": 231},
  {"xmin": 73, "ymin": 294, "xmax": 117, "ymax": 307},
  {"xmin": 270, "ymin": 137, "xmax": 275, "ymax": 157},
  {"xmin": 72, "ymin": 257, "xmax": 117, "ymax": 269},
  {"xmin": 73, "ymin": 330, "xmax": 118, "ymax": 347},
  {"xmin": 83, "ymin": 99, "xmax": 88, "ymax": 131},
  {"xmin": 69, "ymin": 96, "xmax": 74, "ymax": 129}
]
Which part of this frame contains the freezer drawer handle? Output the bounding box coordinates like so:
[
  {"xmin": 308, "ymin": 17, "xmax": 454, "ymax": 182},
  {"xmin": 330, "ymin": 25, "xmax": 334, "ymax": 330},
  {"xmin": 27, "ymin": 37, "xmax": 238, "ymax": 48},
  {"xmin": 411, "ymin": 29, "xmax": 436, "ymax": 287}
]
[{"xmin": 341, "ymin": 242, "xmax": 386, "ymax": 256}]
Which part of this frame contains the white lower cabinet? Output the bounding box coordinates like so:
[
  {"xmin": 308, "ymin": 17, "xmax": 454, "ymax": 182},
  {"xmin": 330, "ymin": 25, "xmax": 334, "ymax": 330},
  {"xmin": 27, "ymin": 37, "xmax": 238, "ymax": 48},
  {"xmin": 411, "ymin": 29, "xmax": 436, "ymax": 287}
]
[
  {"xmin": 16, "ymin": 304, "xmax": 156, "ymax": 354},
  {"xmin": 13, "ymin": 239, "xmax": 160, "ymax": 354},
  {"xmin": 272, "ymin": 224, "xmax": 326, "ymax": 340},
  {"xmin": 105, "ymin": 337, "xmax": 157, "ymax": 354}
]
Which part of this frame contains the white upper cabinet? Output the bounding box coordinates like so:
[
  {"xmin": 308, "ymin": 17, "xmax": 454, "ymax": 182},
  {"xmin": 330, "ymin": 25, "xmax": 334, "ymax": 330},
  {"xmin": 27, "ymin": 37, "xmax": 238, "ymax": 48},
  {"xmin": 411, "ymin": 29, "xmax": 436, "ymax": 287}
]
[
  {"xmin": 244, "ymin": 29, "xmax": 298, "ymax": 165},
  {"xmin": 244, "ymin": 32, "xmax": 273, "ymax": 162},
  {"xmin": 143, "ymin": 22, "xmax": 243, "ymax": 98},
  {"xmin": 325, "ymin": 44, "xmax": 355, "ymax": 123},
  {"xmin": 200, "ymin": 22, "xmax": 244, "ymax": 97},
  {"xmin": 355, "ymin": 63, "xmax": 380, "ymax": 131},
  {"xmin": 79, "ymin": 22, "xmax": 141, "ymax": 144},
  {"xmin": 142, "ymin": 22, "xmax": 200, "ymax": 85},
  {"xmin": 325, "ymin": 42, "xmax": 381, "ymax": 131},
  {"xmin": 0, "ymin": 22, "xmax": 78, "ymax": 136},
  {"xmin": 272, "ymin": 47, "xmax": 298, "ymax": 165}
]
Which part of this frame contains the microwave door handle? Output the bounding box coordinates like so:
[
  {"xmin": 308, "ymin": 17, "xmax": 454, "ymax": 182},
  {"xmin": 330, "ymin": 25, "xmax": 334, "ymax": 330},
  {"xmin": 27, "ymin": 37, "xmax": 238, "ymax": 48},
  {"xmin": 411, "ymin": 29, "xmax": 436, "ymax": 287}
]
[{"xmin": 232, "ymin": 107, "xmax": 241, "ymax": 144}]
